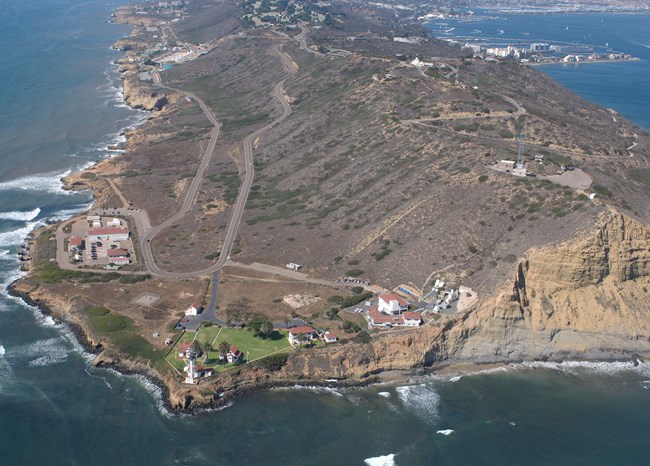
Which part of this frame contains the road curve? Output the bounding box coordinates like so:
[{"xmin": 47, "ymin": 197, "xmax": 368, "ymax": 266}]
[{"xmin": 141, "ymin": 45, "xmax": 297, "ymax": 278}]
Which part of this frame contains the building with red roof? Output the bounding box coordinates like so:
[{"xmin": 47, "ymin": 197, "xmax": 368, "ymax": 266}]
[
  {"xmin": 378, "ymin": 293, "xmax": 409, "ymax": 314},
  {"xmin": 68, "ymin": 236, "xmax": 83, "ymax": 251},
  {"xmin": 185, "ymin": 301, "xmax": 202, "ymax": 316},
  {"xmin": 288, "ymin": 326, "xmax": 317, "ymax": 346},
  {"xmin": 227, "ymin": 345, "xmax": 243, "ymax": 363}
]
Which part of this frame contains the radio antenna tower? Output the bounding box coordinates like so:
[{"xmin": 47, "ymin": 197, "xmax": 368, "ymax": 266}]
[{"xmin": 516, "ymin": 123, "xmax": 526, "ymax": 169}]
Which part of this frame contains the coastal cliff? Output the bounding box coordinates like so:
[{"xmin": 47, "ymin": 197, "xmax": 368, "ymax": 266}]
[{"xmin": 274, "ymin": 211, "xmax": 650, "ymax": 381}]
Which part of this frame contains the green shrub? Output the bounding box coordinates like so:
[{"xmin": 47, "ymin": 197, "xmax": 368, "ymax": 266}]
[{"xmin": 257, "ymin": 354, "xmax": 288, "ymax": 372}]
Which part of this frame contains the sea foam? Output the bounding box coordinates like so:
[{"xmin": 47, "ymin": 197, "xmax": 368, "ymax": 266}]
[
  {"xmin": 0, "ymin": 221, "xmax": 39, "ymax": 247},
  {"xmin": 0, "ymin": 207, "xmax": 41, "ymax": 222},
  {"xmin": 395, "ymin": 384, "xmax": 440, "ymax": 424},
  {"xmin": 364, "ymin": 454, "xmax": 396, "ymax": 466}
]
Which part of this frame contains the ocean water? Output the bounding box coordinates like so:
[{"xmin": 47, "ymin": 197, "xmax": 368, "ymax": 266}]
[
  {"xmin": 1, "ymin": 3, "xmax": 650, "ymax": 464},
  {"xmin": 426, "ymin": 12, "xmax": 650, "ymax": 130}
]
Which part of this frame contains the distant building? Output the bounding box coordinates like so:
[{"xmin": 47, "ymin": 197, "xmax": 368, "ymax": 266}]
[
  {"xmin": 288, "ymin": 326, "xmax": 317, "ymax": 346},
  {"xmin": 185, "ymin": 302, "xmax": 202, "ymax": 316},
  {"xmin": 88, "ymin": 227, "xmax": 129, "ymax": 242},
  {"xmin": 68, "ymin": 236, "xmax": 83, "ymax": 251},
  {"xmin": 496, "ymin": 160, "xmax": 516, "ymax": 172},
  {"xmin": 227, "ymin": 345, "xmax": 243, "ymax": 363},
  {"xmin": 378, "ymin": 293, "xmax": 409, "ymax": 315},
  {"xmin": 178, "ymin": 342, "xmax": 194, "ymax": 359},
  {"xmin": 107, "ymin": 248, "xmax": 130, "ymax": 265},
  {"xmin": 323, "ymin": 331, "xmax": 338, "ymax": 343},
  {"xmin": 286, "ymin": 262, "xmax": 302, "ymax": 271}
]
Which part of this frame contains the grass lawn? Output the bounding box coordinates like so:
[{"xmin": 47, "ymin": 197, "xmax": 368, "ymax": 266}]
[
  {"xmin": 166, "ymin": 327, "xmax": 292, "ymax": 373},
  {"xmin": 83, "ymin": 306, "xmax": 169, "ymax": 373}
]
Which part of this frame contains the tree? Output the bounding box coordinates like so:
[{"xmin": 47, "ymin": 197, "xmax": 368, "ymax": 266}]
[
  {"xmin": 260, "ymin": 320, "xmax": 273, "ymax": 339},
  {"xmin": 218, "ymin": 341, "xmax": 231, "ymax": 365},
  {"xmin": 203, "ymin": 342, "xmax": 212, "ymax": 356},
  {"xmin": 192, "ymin": 341, "xmax": 204, "ymax": 356},
  {"xmin": 249, "ymin": 315, "xmax": 265, "ymax": 334}
]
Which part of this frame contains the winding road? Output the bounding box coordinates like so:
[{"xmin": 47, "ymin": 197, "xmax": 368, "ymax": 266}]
[{"xmin": 140, "ymin": 46, "xmax": 297, "ymax": 278}]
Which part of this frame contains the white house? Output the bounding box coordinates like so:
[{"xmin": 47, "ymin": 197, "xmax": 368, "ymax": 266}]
[
  {"xmin": 378, "ymin": 293, "xmax": 409, "ymax": 315},
  {"xmin": 288, "ymin": 326, "xmax": 317, "ymax": 346},
  {"xmin": 323, "ymin": 331, "xmax": 338, "ymax": 343},
  {"xmin": 185, "ymin": 301, "xmax": 202, "ymax": 316},
  {"xmin": 286, "ymin": 262, "xmax": 302, "ymax": 271},
  {"xmin": 402, "ymin": 312, "xmax": 423, "ymax": 327},
  {"xmin": 88, "ymin": 227, "xmax": 129, "ymax": 242},
  {"xmin": 227, "ymin": 345, "xmax": 243, "ymax": 363}
]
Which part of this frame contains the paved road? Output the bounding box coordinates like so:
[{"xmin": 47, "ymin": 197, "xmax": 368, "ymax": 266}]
[{"xmin": 140, "ymin": 45, "xmax": 297, "ymax": 278}]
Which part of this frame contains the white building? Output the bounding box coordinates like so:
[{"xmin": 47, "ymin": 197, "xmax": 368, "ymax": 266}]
[
  {"xmin": 87, "ymin": 227, "xmax": 129, "ymax": 242},
  {"xmin": 378, "ymin": 293, "xmax": 409, "ymax": 315},
  {"xmin": 185, "ymin": 301, "xmax": 202, "ymax": 316},
  {"xmin": 107, "ymin": 218, "xmax": 122, "ymax": 228},
  {"xmin": 286, "ymin": 262, "xmax": 302, "ymax": 271}
]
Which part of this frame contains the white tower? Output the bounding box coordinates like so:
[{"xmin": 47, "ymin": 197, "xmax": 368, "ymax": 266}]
[{"xmin": 184, "ymin": 356, "xmax": 197, "ymax": 384}]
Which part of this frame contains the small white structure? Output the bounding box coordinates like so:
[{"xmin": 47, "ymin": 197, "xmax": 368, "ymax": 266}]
[
  {"xmin": 411, "ymin": 57, "xmax": 433, "ymax": 67},
  {"xmin": 227, "ymin": 345, "xmax": 243, "ymax": 363},
  {"xmin": 185, "ymin": 301, "xmax": 202, "ymax": 316},
  {"xmin": 107, "ymin": 218, "xmax": 121, "ymax": 228},
  {"xmin": 378, "ymin": 293, "xmax": 409, "ymax": 315},
  {"xmin": 286, "ymin": 262, "xmax": 302, "ymax": 271},
  {"xmin": 323, "ymin": 331, "xmax": 338, "ymax": 343},
  {"xmin": 496, "ymin": 160, "xmax": 516, "ymax": 172},
  {"xmin": 88, "ymin": 227, "xmax": 129, "ymax": 242}
]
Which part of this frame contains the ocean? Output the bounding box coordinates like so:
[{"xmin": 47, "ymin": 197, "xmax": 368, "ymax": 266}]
[{"xmin": 1, "ymin": 3, "xmax": 650, "ymax": 464}]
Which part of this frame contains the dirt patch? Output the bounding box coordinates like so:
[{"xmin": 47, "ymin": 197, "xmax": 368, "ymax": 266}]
[{"xmin": 282, "ymin": 294, "xmax": 321, "ymax": 309}]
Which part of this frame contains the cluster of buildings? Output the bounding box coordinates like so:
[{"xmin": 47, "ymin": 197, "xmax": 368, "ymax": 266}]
[
  {"xmin": 366, "ymin": 293, "xmax": 423, "ymax": 328},
  {"xmin": 421, "ymin": 279, "xmax": 460, "ymax": 312},
  {"xmin": 67, "ymin": 215, "xmax": 133, "ymax": 267},
  {"xmin": 464, "ymin": 42, "xmax": 636, "ymax": 65},
  {"xmin": 288, "ymin": 326, "xmax": 338, "ymax": 346}
]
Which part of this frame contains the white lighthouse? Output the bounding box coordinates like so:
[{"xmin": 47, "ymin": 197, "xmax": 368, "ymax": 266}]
[{"xmin": 184, "ymin": 356, "xmax": 197, "ymax": 384}]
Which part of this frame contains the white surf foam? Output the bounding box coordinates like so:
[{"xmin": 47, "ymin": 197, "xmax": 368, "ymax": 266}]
[
  {"xmin": 0, "ymin": 221, "xmax": 39, "ymax": 247},
  {"xmin": 5, "ymin": 337, "xmax": 70, "ymax": 368},
  {"xmin": 436, "ymin": 429, "xmax": 454, "ymax": 436},
  {"xmin": 0, "ymin": 207, "xmax": 41, "ymax": 222},
  {"xmin": 378, "ymin": 391, "xmax": 391, "ymax": 398},
  {"xmin": 0, "ymin": 345, "xmax": 5, "ymax": 356},
  {"xmin": 520, "ymin": 360, "xmax": 650, "ymax": 377},
  {"xmin": 274, "ymin": 385, "xmax": 345, "ymax": 397},
  {"xmin": 49, "ymin": 200, "xmax": 94, "ymax": 222},
  {"xmin": 396, "ymin": 384, "xmax": 440, "ymax": 424},
  {"xmin": 364, "ymin": 454, "xmax": 396, "ymax": 466},
  {"xmin": 0, "ymin": 170, "xmax": 73, "ymax": 195}
]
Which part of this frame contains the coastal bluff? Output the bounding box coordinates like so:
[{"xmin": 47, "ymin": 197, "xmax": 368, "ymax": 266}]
[{"xmin": 275, "ymin": 211, "xmax": 650, "ymax": 381}]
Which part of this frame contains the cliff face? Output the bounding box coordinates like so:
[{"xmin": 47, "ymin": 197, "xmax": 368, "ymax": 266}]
[
  {"xmin": 280, "ymin": 211, "xmax": 650, "ymax": 379},
  {"xmin": 438, "ymin": 211, "xmax": 650, "ymax": 363},
  {"xmin": 122, "ymin": 77, "xmax": 168, "ymax": 111}
]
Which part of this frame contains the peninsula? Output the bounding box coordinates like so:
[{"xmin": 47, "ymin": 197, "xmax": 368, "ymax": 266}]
[{"xmin": 11, "ymin": 0, "xmax": 650, "ymax": 412}]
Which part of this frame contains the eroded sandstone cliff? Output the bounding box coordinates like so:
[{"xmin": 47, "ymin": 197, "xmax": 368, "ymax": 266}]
[{"xmin": 278, "ymin": 211, "xmax": 650, "ymax": 380}]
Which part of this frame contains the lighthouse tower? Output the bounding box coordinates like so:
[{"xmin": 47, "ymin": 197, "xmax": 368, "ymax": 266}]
[{"xmin": 184, "ymin": 356, "xmax": 197, "ymax": 384}]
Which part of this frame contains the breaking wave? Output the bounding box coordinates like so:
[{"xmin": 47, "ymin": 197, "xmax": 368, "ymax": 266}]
[
  {"xmin": 395, "ymin": 384, "xmax": 440, "ymax": 424},
  {"xmin": 0, "ymin": 207, "xmax": 41, "ymax": 222},
  {"xmin": 0, "ymin": 171, "xmax": 72, "ymax": 195},
  {"xmin": 364, "ymin": 454, "xmax": 397, "ymax": 466},
  {"xmin": 0, "ymin": 221, "xmax": 39, "ymax": 247}
]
